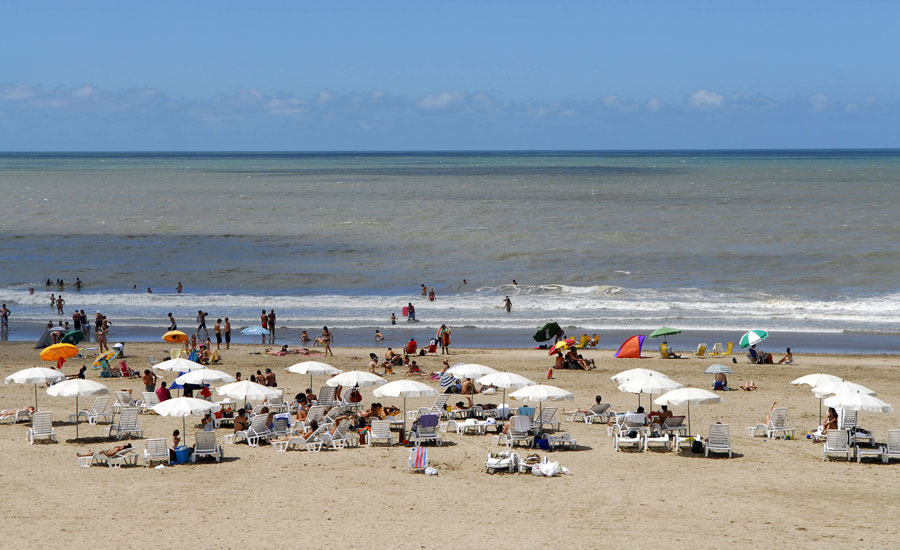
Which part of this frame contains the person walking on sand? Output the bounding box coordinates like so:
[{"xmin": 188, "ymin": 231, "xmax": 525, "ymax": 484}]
[
  {"xmin": 503, "ymin": 296, "xmax": 512, "ymax": 312},
  {"xmin": 196, "ymin": 310, "xmax": 208, "ymax": 339},
  {"xmin": 437, "ymin": 324, "xmax": 451, "ymax": 355},
  {"xmin": 268, "ymin": 309, "xmax": 276, "ymax": 344},
  {"xmin": 320, "ymin": 326, "xmax": 333, "ymax": 357},
  {"xmin": 214, "ymin": 318, "xmax": 223, "ymax": 350}
]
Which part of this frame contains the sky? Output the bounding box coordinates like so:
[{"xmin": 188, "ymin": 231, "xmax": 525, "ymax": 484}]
[{"xmin": 1, "ymin": 1, "xmax": 899, "ymax": 150}]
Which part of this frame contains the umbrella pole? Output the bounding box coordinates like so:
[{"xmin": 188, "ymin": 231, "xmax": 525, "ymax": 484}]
[
  {"xmin": 687, "ymin": 402, "xmax": 692, "ymax": 438},
  {"xmin": 34, "ymin": 383, "xmax": 39, "ymax": 411},
  {"xmin": 183, "ymin": 416, "xmax": 187, "ymax": 437},
  {"xmin": 75, "ymin": 395, "xmax": 79, "ymax": 439},
  {"xmin": 819, "ymin": 398, "xmax": 822, "ymax": 426},
  {"xmin": 401, "ymin": 397, "xmax": 407, "ymax": 443}
]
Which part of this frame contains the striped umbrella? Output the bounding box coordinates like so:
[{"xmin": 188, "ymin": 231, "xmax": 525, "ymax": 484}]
[
  {"xmin": 704, "ymin": 364, "xmax": 733, "ymax": 375},
  {"xmin": 739, "ymin": 330, "xmax": 768, "ymax": 349}
]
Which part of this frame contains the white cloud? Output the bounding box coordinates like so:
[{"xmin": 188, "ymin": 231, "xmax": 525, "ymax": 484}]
[
  {"xmin": 72, "ymin": 85, "xmax": 96, "ymax": 99},
  {"xmin": 646, "ymin": 98, "xmax": 662, "ymax": 112},
  {"xmin": 689, "ymin": 89, "xmax": 724, "ymax": 109},
  {"xmin": 0, "ymin": 82, "xmax": 35, "ymax": 101},
  {"xmin": 417, "ymin": 91, "xmax": 463, "ymax": 110},
  {"xmin": 316, "ymin": 90, "xmax": 334, "ymax": 104},
  {"xmin": 810, "ymin": 92, "xmax": 828, "ymax": 112},
  {"xmin": 601, "ymin": 94, "xmax": 621, "ymax": 107},
  {"xmin": 266, "ymin": 96, "xmax": 305, "ymax": 117}
]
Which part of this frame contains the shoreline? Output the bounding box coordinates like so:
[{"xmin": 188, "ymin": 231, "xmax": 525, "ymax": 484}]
[{"xmin": 2, "ymin": 320, "xmax": 898, "ymax": 355}]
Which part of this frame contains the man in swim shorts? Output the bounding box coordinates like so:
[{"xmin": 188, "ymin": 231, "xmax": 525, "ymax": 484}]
[{"xmin": 223, "ymin": 317, "xmax": 231, "ymax": 349}]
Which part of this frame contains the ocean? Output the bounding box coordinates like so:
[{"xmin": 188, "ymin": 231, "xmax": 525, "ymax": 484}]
[{"xmin": 1, "ymin": 150, "xmax": 899, "ymax": 353}]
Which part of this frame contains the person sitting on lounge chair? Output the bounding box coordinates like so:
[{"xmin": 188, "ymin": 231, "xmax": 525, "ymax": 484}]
[
  {"xmin": 200, "ymin": 412, "xmax": 215, "ymax": 431},
  {"xmin": 564, "ymin": 395, "xmax": 603, "ymax": 416},
  {"xmin": 649, "ymin": 405, "xmax": 673, "ymax": 426},
  {"xmin": 76, "ymin": 442, "xmax": 133, "ymax": 458},
  {"xmin": 812, "ymin": 407, "xmax": 839, "ymax": 441},
  {"xmin": 259, "ymin": 406, "xmax": 274, "ymax": 429},
  {"xmin": 624, "ymin": 407, "xmax": 649, "ymax": 426},
  {"xmin": 233, "ymin": 409, "xmax": 249, "ymax": 433},
  {"xmin": 777, "ymin": 347, "xmax": 793, "ymax": 365},
  {"xmin": 453, "ymin": 397, "xmax": 474, "ymax": 411}
]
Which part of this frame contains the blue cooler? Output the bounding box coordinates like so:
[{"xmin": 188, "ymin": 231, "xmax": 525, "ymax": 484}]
[{"xmin": 174, "ymin": 445, "xmax": 191, "ymax": 464}]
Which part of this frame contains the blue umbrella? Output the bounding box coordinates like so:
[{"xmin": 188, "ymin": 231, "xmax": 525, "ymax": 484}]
[{"xmin": 241, "ymin": 326, "xmax": 270, "ymax": 336}]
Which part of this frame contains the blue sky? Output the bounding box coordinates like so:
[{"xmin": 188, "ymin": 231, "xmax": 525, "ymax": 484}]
[{"xmin": 1, "ymin": 2, "xmax": 898, "ymax": 150}]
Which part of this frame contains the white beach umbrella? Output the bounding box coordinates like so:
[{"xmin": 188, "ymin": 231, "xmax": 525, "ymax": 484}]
[
  {"xmin": 475, "ymin": 372, "xmax": 536, "ymax": 415},
  {"xmin": 791, "ymin": 373, "xmax": 844, "ymax": 424},
  {"xmin": 610, "ymin": 368, "xmax": 666, "ymax": 384},
  {"xmin": 373, "ymin": 380, "xmax": 439, "ymax": 439},
  {"xmin": 509, "ymin": 384, "xmax": 574, "ymax": 434},
  {"xmin": 152, "ymin": 397, "xmax": 222, "ymax": 435},
  {"xmin": 174, "ymin": 369, "xmax": 235, "ymax": 386},
  {"xmin": 46, "ymin": 378, "xmax": 109, "ymax": 439},
  {"xmin": 812, "ymin": 380, "xmax": 876, "ymax": 399},
  {"xmin": 823, "ymin": 391, "xmax": 893, "ymax": 414},
  {"xmin": 216, "ymin": 380, "xmax": 281, "ymax": 403},
  {"xmin": 447, "ymin": 363, "xmax": 498, "ymax": 380},
  {"xmin": 152, "ymin": 357, "xmax": 206, "ymax": 372},
  {"xmin": 617, "ymin": 372, "xmax": 682, "ymax": 408},
  {"xmin": 654, "ymin": 387, "xmax": 723, "ymax": 436},
  {"xmin": 5, "ymin": 367, "xmax": 65, "ymax": 410},
  {"xmin": 325, "ymin": 371, "xmax": 386, "ymax": 388},
  {"xmin": 285, "ymin": 361, "xmax": 342, "ymax": 389}
]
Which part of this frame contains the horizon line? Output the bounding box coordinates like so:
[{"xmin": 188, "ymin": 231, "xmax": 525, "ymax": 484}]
[{"xmin": 1, "ymin": 147, "xmax": 899, "ymax": 154}]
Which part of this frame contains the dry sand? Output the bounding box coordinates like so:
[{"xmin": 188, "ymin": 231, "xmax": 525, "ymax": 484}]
[{"xmin": 1, "ymin": 342, "xmax": 899, "ymax": 548}]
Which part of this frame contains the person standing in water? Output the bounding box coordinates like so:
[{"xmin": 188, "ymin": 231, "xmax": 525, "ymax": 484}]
[
  {"xmin": 428, "ymin": 287, "xmax": 436, "ymax": 301},
  {"xmin": 224, "ymin": 317, "xmax": 232, "ymax": 350},
  {"xmin": 503, "ymin": 296, "xmax": 512, "ymax": 312},
  {"xmin": 176, "ymin": 282, "xmax": 182, "ymax": 293},
  {"xmin": 421, "ymin": 284, "xmax": 427, "ymax": 297},
  {"xmin": 267, "ymin": 309, "xmax": 276, "ymax": 344},
  {"xmin": 407, "ymin": 303, "xmax": 416, "ymax": 322},
  {"xmin": 390, "ymin": 313, "xmax": 397, "ymax": 325},
  {"xmin": 260, "ymin": 309, "xmax": 268, "ymax": 344}
]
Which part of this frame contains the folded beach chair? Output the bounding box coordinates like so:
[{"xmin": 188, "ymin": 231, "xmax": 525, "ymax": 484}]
[
  {"xmin": 71, "ymin": 396, "xmax": 114, "ymax": 425},
  {"xmin": 412, "ymin": 414, "xmax": 442, "ymax": 446},
  {"xmin": 26, "ymin": 411, "xmax": 57, "ymax": 445},
  {"xmin": 408, "ymin": 446, "xmax": 428, "ymax": 472},
  {"xmin": 694, "ymin": 343, "xmax": 707, "ymax": 358},
  {"xmin": 106, "ymin": 407, "xmax": 143, "ymax": 440},
  {"xmin": 143, "ymin": 439, "xmax": 169, "ymax": 467},
  {"xmin": 139, "ymin": 391, "xmax": 160, "ymax": 414},
  {"xmin": 368, "ymin": 420, "xmax": 393, "ymax": 447},
  {"xmin": 485, "ymin": 451, "xmax": 520, "ymax": 474},
  {"xmin": 192, "ymin": 431, "xmax": 224, "ymax": 462},
  {"xmin": 823, "ymin": 429, "xmax": 851, "ymax": 461},
  {"xmin": 751, "ymin": 407, "xmax": 795, "ymax": 439},
  {"xmin": 880, "ymin": 430, "xmax": 900, "ymax": 464},
  {"xmin": 534, "ymin": 407, "xmax": 560, "ymax": 432},
  {"xmin": 704, "ymin": 424, "xmax": 732, "ymax": 458}
]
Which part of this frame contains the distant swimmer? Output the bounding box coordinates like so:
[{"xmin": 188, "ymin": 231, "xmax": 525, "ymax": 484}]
[
  {"xmin": 503, "ymin": 296, "xmax": 512, "ymax": 313},
  {"xmin": 463, "ymin": 279, "xmax": 467, "ymax": 285},
  {"xmin": 428, "ymin": 287, "xmax": 435, "ymax": 302},
  {"xmin": 75, "ymin": 278, "xmax": 82, "ymax": 290},
  {"xmin": 176, "ymin": 282, "xmax": 182, "ymax": 293},
  {"xmin": 390, "ymin": 313, "xmax": 397, "ymax": 325},
  {"xmin": 375, "ymin": 330, "xmax": 385, "ymax": 341},
  {"xmin": 147, "ymin": 287, "xmax": 153, "ymax": 293},
  {"xmin": 512, "ymin": 279, "xmax": 518, "ymax": 286},
  {"xmin": 407, "ymin": 303, "xmax": 416, "ymax": 322},
  {"xmin": 421, "ymin": 284, "xmax": 427, "ymax": 297}
]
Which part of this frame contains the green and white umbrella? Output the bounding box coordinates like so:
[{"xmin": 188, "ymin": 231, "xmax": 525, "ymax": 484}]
[
  {"xmin": 649, "ymin": 326, "xmax": 681, "ymax": 343},
  {"xmin": 739, "ymin": 329, "xmax": 768, "ymax": 349}
]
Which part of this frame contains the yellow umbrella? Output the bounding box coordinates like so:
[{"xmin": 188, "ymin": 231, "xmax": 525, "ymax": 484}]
[
  {"xmin": 40, "ymin": 343, "xmax": 79, "ymax": 362},
  {"xmin": 163, "ymin": 330, "xmax": 189, "ymax": 344},
  {"xmin": 92, "ymin": 349, "xmax": 119, "ymax": 368}
]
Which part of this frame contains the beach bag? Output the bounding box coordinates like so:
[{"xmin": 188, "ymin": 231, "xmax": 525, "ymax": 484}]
[
  {"xmin": 536, "ymin": 436, "xmax": 551, "ymax": 451},
  {"xmin": 349, "ymin": 389, "xmax": 362, "ymax": 403},
  {"xmin": 691, "ymin": 440, "xmax": 703, "ymax": 453}
]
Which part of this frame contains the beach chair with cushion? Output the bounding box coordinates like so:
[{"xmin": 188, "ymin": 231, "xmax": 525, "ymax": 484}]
[
  {"xmin": 139, "ymin": 391, "xmax": 161, "ymax": 414},
  {"xmin": 823, "ymin": 429, "xmax": 851, "ymax": 461},
  {"xmin": 192, "ymin": 431, "xmax": 224, "ymax": 462},
  {"xmin": 408, "ymin": 446, "xmax": 428, "ymax": 472},
  {"xmin": 704, "ymin": 424, "xmax": 733, "ymax": 458},
  {"xmin": 485, "ymin": 450, "xmax": 520, "ymax": 474},
  {"xmin": 106, "ymin": 407, "xmax": 143, "ymax": 440},
  {"xmin": 503, "ymin": 415, "xmax": 534, "ymax": 448},
  {"xmin": 659, "ymin": 415, "xmax": 688, "ymax": 437},
  {"xmin": 119, "ymin": 361, "xmax": 140, "ymax": 378},
  {"xmin": 26, "ymin": 411, "xmax": 57, "ymax": 445},
  {"xmin": 533, "ymin": 407, "xmax": 560, "ymax": 432},
  {"xmin": 72, "ymin": 396, "xmax": 114, "ymax": 425},
  {"xmin": 694, "ymin": 344, "xmax": 707, "ymax": 358},
  {"xmin": 143, "ymin": 439, "xmax": 169, "ymax": 467},
  {"xmin": 368, "ymin": 420, "xmax": 393, "ymax": 447},
  {"xmin": 880, "ymin": 430, "xmax": 900, "ymax": 464},
  {"xmin": 750, "ymin": 408, "xmax": 795, "ymax": 439},
  {"xmin": 411, "ymin": 414, "xmax": 442, "ymax": 446}
]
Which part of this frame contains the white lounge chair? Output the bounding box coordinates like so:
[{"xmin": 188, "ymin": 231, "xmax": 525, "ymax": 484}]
[
  {"xmin": 26, "ymin": 411, "xmax": 57, "ymax": 444},
  {"xmin": 839, "ymin": 409, "xmax": 875, "ymax": 447},
  {"xmin": 614, "ymin": 424, "xmax": 643, "ymax": 452},
  {"xmin": 112, "ymin": 391, "xmax": 138, "ymax": 413},
  {"xmin": 244, "ymin": 415, "xmax": 273, "ymax": 447},
  {"xmin": 330, "ymin": 419, "xmax": 358, "ymax": 448},
  {"xmin": 704, "ymin": 424, "xmax": 732, "ymax": 458},
  {"xmin": 566, "ymin": 403, "xmax": 612, "ymax": 424},
  {"xmin": 78, "ymin": 445, "xmax": 139, "ymax": 468},
  {"xmin": 411, "ymin": 414, "xmax": 442, "ymax": 447},
  {"xmin": 880, "ymin": 429, "xmax": 900, "ymax": 464},
  {"xmin": 823, "ymin": 429, "xmax": 851, "ymax": 462},
  {"xmin": 192, "ymin": 431, "xmax": 223, "ymax": 462},
  {"xmin": 429, "ymin": 394, "xmax": 450, "ymax": 418},
  {"xmin": 502, "ymin": 415, "xmax": 534, "ymax": 448},
  {"xmin": 659, "ymin": 415, "xmax": 688, "ymax": 437},
  {"xmin": 368, "ymin": 420, "xmax": 393, "ymax": 447},
  {"xmin": 0, "ymin": 408, "xmax": 33, "ymax": 425},
  {"xmin": 139, "ymin": 391, "xmax": 161, "ymax": 414},
  {"xmin": 751, "ymin": 407, "xmax": 795, "ymax": 439},
  {"xmin": 106, "ymin": 407, "xmax": 143, "ymax": 440},
  {"xmin": 534, "ymin": 407, "xmax": 560, "ymax": 432},
  {"xmin": 316, "ymin": 386, "xmax": 336, "ymax": 408},
  {"xmin": 143, "ymin": 439, "xmax": 169, "ymax": 467},
  {"xmin": 548, "ymin": 432, "xmax": 577, "ymax": 450},
  {"xmin": 644, "ymin": 431, "xmax": 671, "ymax": 452},
  {"xmin": 265, "ymin": 395, "xmax": 289, "ymax": 414},
  {"xmin": 271, "ymin": 424, "xmax": 327, "ymax": 452},
  {"xmin": 72, "ymin": 396, "xmax": 114, "ymax": 425}
]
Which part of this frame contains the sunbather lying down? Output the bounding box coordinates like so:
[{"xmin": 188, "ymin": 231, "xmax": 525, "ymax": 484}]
[
  {"xmin": 76, "ymin": 443, "xmax": 132, "ymax": 458},
  {"xmin": 739, "ymin": 380, "xmax": 758, "ymax": 391},
  {"xmin": 0, "ymin": 406, "xmax": 35, "ymax": 418}
]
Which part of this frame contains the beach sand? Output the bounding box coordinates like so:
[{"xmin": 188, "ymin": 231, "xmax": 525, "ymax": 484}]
[{"xmin": 1, "ymin": 342, "xmax": 898, "ymax": 548}]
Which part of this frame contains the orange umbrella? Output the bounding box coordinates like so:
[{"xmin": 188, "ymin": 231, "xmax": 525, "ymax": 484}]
[
  {"xmin": 40, "ymin": 343, "xmax": 79, "ymax": 369},
  {"xmin": 163, "ymin": 330, "xmax": 189, "ymax": 343}
]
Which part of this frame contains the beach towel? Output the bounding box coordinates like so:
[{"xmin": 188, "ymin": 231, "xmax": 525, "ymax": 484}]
[{"xmin": 412, "ymin": 447, "xmax": 427, "ymax": 469}]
